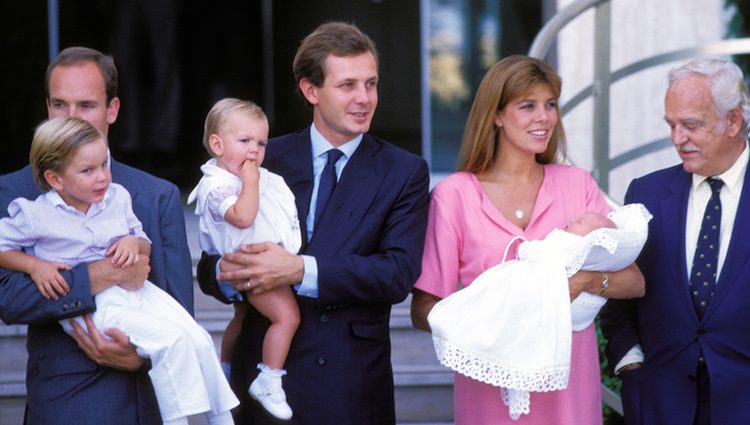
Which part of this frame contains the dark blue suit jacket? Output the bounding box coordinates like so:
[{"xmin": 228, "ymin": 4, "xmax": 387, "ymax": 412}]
[
  {"xmin": 0, "ymin": 160, "xmax": 193, "ymax": 425},
  {"xmin": 601, "ymin": 163, "xmax": 750, "ymax": 425},
  {"xmin": 198, "ymin": 128, "xmax": 430, "ymax": 425}
]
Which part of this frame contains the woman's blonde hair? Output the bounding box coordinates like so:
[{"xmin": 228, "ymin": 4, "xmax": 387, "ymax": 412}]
[
  {"xmin": 30, "ymin": 117, "xmax": 104, "ymax": 191},
  {"xmin": 202, "ymin": 97, "xmax": 267, "ymax": 156},
  {"xmin": 457, "ymin": 55, "xmax": 567, "ymax": 173}
]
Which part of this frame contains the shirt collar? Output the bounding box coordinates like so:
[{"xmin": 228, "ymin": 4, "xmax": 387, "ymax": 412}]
[
  {"xmin": 43, "ymin": 189, "xmax": 69, "ymax": 209},
  {"xmin": 310, "ymin": 123, "xmax": 362, "ymax": 160},
  {"xmin": 200, "ymin": 158, "xmax": 240, "ymax": 181},
  {"xmin": 43, "ymin": 186, "xmax": 113, "ymax": 215},
  {"xmin": 691, "ymin": 142, "xmax": 749, "ymax": 196}
]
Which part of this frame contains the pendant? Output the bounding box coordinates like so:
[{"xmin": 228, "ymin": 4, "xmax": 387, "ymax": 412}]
[{"xmin": 514, "ymin": 208, "xmax": 524, "ymax": 219}]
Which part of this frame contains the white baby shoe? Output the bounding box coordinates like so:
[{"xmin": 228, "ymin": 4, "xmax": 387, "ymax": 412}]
[{"xmin": 248, "ymin": 364, "xmax": 293, "ymax": 421}]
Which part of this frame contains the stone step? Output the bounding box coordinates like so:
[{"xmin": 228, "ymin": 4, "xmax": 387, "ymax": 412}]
[
  {"xmin": 0, "ymin": 357, "xmax": 454, "ymax": 425},
  {"xmin": 0, "ymin": 294, "xmax": 443, "ymax": 372},
  {"xmin": 395, "ymin": 364, "xmax": 454, "ymax": 423},
  {"xmin": 0, "ymin": 398, "xmax": 25, "ymax": 425},
  {"xmin": 0, "ymin": 324, "xmax": 28, "ymax": 386},
  {"xmin": 0, "ymin": 324, "xmax": 27, "ymax": 425},
  {"xmin": 0, "ymin": 374, "xmax": 25, "ymax": 398}
]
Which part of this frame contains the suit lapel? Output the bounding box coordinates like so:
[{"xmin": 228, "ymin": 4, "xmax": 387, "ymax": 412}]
[
  {"xmin": 663, "ymin": 171, "xmax": 699, "ymax": 319},
  {"xmin": 270, "ymin": 132, "xmax": 314, "ymax": 241},
  {"xmin": 704, "ymin": 166, "xmax": 750, "ymax": 320},
  {"xmin": 666, "ymin": 173, "xmax": 691, "ymax": 285},
  {"xmin": 307, "ymin": 135, "xmax": 384, "ymax": 254},
  {"xmin": 110, "ymin": 160, "xmax": 142, "ymax": 204}
]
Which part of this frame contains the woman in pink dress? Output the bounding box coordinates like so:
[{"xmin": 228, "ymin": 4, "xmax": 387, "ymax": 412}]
[{"xmin": 410, "ymin": 55, "xmax": 646, "ymax": 424}]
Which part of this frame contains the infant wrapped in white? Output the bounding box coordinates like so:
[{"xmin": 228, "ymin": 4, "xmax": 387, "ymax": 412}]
[{"xmin": 427, "ymin": 203, "xmax": 651, "ymax": 420}]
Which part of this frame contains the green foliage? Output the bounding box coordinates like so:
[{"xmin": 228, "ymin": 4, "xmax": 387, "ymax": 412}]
[{"xmin": 725, "ymin": 0, "xmax": 750, "ymax": 76}]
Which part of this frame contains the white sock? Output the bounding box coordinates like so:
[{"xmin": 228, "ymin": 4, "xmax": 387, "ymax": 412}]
[
  {"xmin": 163, "ymin": 417, "xmax": 189, "ymax": 425},
  {"xmin": 257, "ymin": 362, "xmax": 286, "ymax": 377},
  {"xmin": 206, "ymin": 410, "xmax": 234, "ymax": 425}
]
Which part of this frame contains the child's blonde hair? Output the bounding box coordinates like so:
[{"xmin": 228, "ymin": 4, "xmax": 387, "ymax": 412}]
[
  {"xmin": 30, "ymin": 117, "xmax": 104, "ymax": 191},
  {"xmin": 202, "ymin": 98, "xmax": 267, "ymax": 156}
]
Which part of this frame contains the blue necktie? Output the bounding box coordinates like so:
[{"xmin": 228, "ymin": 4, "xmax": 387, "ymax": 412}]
[
  {"xmin": 315, "ymin": 149, "xmax": 344, "ymax": 228},
  {"xmin": 689, "ymin": 177, "xmax": 723, "ymax": 318}
]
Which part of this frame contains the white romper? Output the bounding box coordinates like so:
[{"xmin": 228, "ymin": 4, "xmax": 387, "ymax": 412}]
[{"xmin": 188, "ymin": 158, "xmax": 301, "ymax": 257}]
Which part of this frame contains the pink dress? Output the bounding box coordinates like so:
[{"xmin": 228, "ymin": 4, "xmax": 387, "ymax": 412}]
[{"xmin": 414, "ymin": 166, "xmax": 610, "ymax": 425}]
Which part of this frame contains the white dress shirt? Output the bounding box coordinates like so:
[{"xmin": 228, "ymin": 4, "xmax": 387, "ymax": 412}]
[{"xmin": 296, "ymin": 124, "xmax": 361, "ymax": 298}]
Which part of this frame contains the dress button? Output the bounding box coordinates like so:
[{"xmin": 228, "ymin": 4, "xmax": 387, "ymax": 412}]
[
  {"xmin": 317, "ymin": 356, "xmax": 327, "ymax": 366},
  {"xmin": 62, "ymin": 304, "xmax": 69, "ymax": 311},
  {"xmin": 319, "ymin": 315, "xmax": 329, "ymax": 323}
]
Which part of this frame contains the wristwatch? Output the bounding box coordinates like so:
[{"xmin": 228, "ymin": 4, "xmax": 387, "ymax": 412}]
[{"xmin": 599, "ymin": 272, "xmax": 609, "ymax": 294}]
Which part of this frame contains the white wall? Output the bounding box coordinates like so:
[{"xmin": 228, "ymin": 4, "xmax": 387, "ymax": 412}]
[{"xmin": 555, "ymin": 0, "xmax": 728, "ymax": 202}]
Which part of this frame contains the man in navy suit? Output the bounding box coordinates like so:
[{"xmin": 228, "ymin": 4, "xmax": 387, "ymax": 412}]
[
  {"xmin": 601, "ymin": 58, "xmax": 750, "ymax": 424},
  {"xmin": 0, "ymin": 47, "xmax": 193, "ymax": 424},
  {"xmin": 197, "ymin": 22, "xmax": 430, "ymax": 424}
]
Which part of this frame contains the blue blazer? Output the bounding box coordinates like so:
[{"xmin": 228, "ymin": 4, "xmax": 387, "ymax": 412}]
[
  {"xmin": 0, "ymin": 160, "xmax": 193, "ymax": 425},
  {"xmin": 198, "ymin": 128, "xmax": 430, "ymax": 425},
  {"xmin": 601, "ymin": 163, "xmax": 750, "ymax": 425}
]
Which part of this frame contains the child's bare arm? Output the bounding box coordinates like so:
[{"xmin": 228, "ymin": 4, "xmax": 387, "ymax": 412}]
[
  {"xmin": 105, "ymin": 235, "xmax": 151, "ymax": 268},
  {"xmin": 224, "ymin": 160, "xmax": 260, "ymax": 229},
  {"xmin": 0, "ymin": 250, "xmax": 71, "ymax": 300}
]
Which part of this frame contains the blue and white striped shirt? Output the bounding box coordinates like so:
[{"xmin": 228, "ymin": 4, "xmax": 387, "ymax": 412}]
[{"xmin": 0, "ymin": 183, "xmax": 149, "ymax": 265}]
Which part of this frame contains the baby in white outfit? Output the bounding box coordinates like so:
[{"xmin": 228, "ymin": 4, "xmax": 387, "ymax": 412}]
[{"xmin": 428, "ymin": 203, "xmax": 652, "ymax": 420}]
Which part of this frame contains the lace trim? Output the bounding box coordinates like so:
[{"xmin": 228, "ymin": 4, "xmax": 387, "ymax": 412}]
[
  {"xmin": 433, "ymin": 334, "xmax": 569, "ymax": 419},
  {"xmin": 563, "ymin": 203, "xmax": 652, "ymax": 277},
  {"xmin": 564, "ymin": 231, "xmax": 617, "ymax": 277},
  {"xmin": 501, "ymin": 388, "xmax": 530, "ymax": 420}
]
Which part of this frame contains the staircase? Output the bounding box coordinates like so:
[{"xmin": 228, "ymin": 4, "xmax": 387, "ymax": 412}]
[
  {"xmin": 0, "ymin": 208, "xmax": 454, "ymax": 425},
  {"xmin": 192, "ymin": 291, "xmax": 454, "ymax": 425},
  {"xmin": 0, "ymin": 323, "xmax": 26, "ymax": 424}
]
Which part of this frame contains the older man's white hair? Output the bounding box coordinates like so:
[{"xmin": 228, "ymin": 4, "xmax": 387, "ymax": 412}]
[{"xmin": 668, "ymin": 58, "xmax": 750, "ymax": 139}]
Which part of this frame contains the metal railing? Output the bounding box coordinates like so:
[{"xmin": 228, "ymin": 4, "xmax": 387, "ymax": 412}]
[
  {"xmin": 528, "ymin": 0, "xmax": 750, "ymax": 416},
  {"xmin": 529, "ymin": 0, "xmax": 750, "ymax": 193}
]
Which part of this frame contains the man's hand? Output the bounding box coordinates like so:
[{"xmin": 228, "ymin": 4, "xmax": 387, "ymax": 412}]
[
  {"xmin": 70, "ymin": 314, "xmax": 145, "ymax": 371},
  {"xmin": 117, "ymin": 254, "xmax": 150, "ymax": 291},
  {"xmin": 219, "ymin": 242, "xmax": 304, "ymax": 295},
  {"xmin": 88, "ymin": 254, "xmax": 150, "ymax": 295},
  {"xmin": 619, "ymin": 362, "xmax": 642, "ymax": 372}
]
